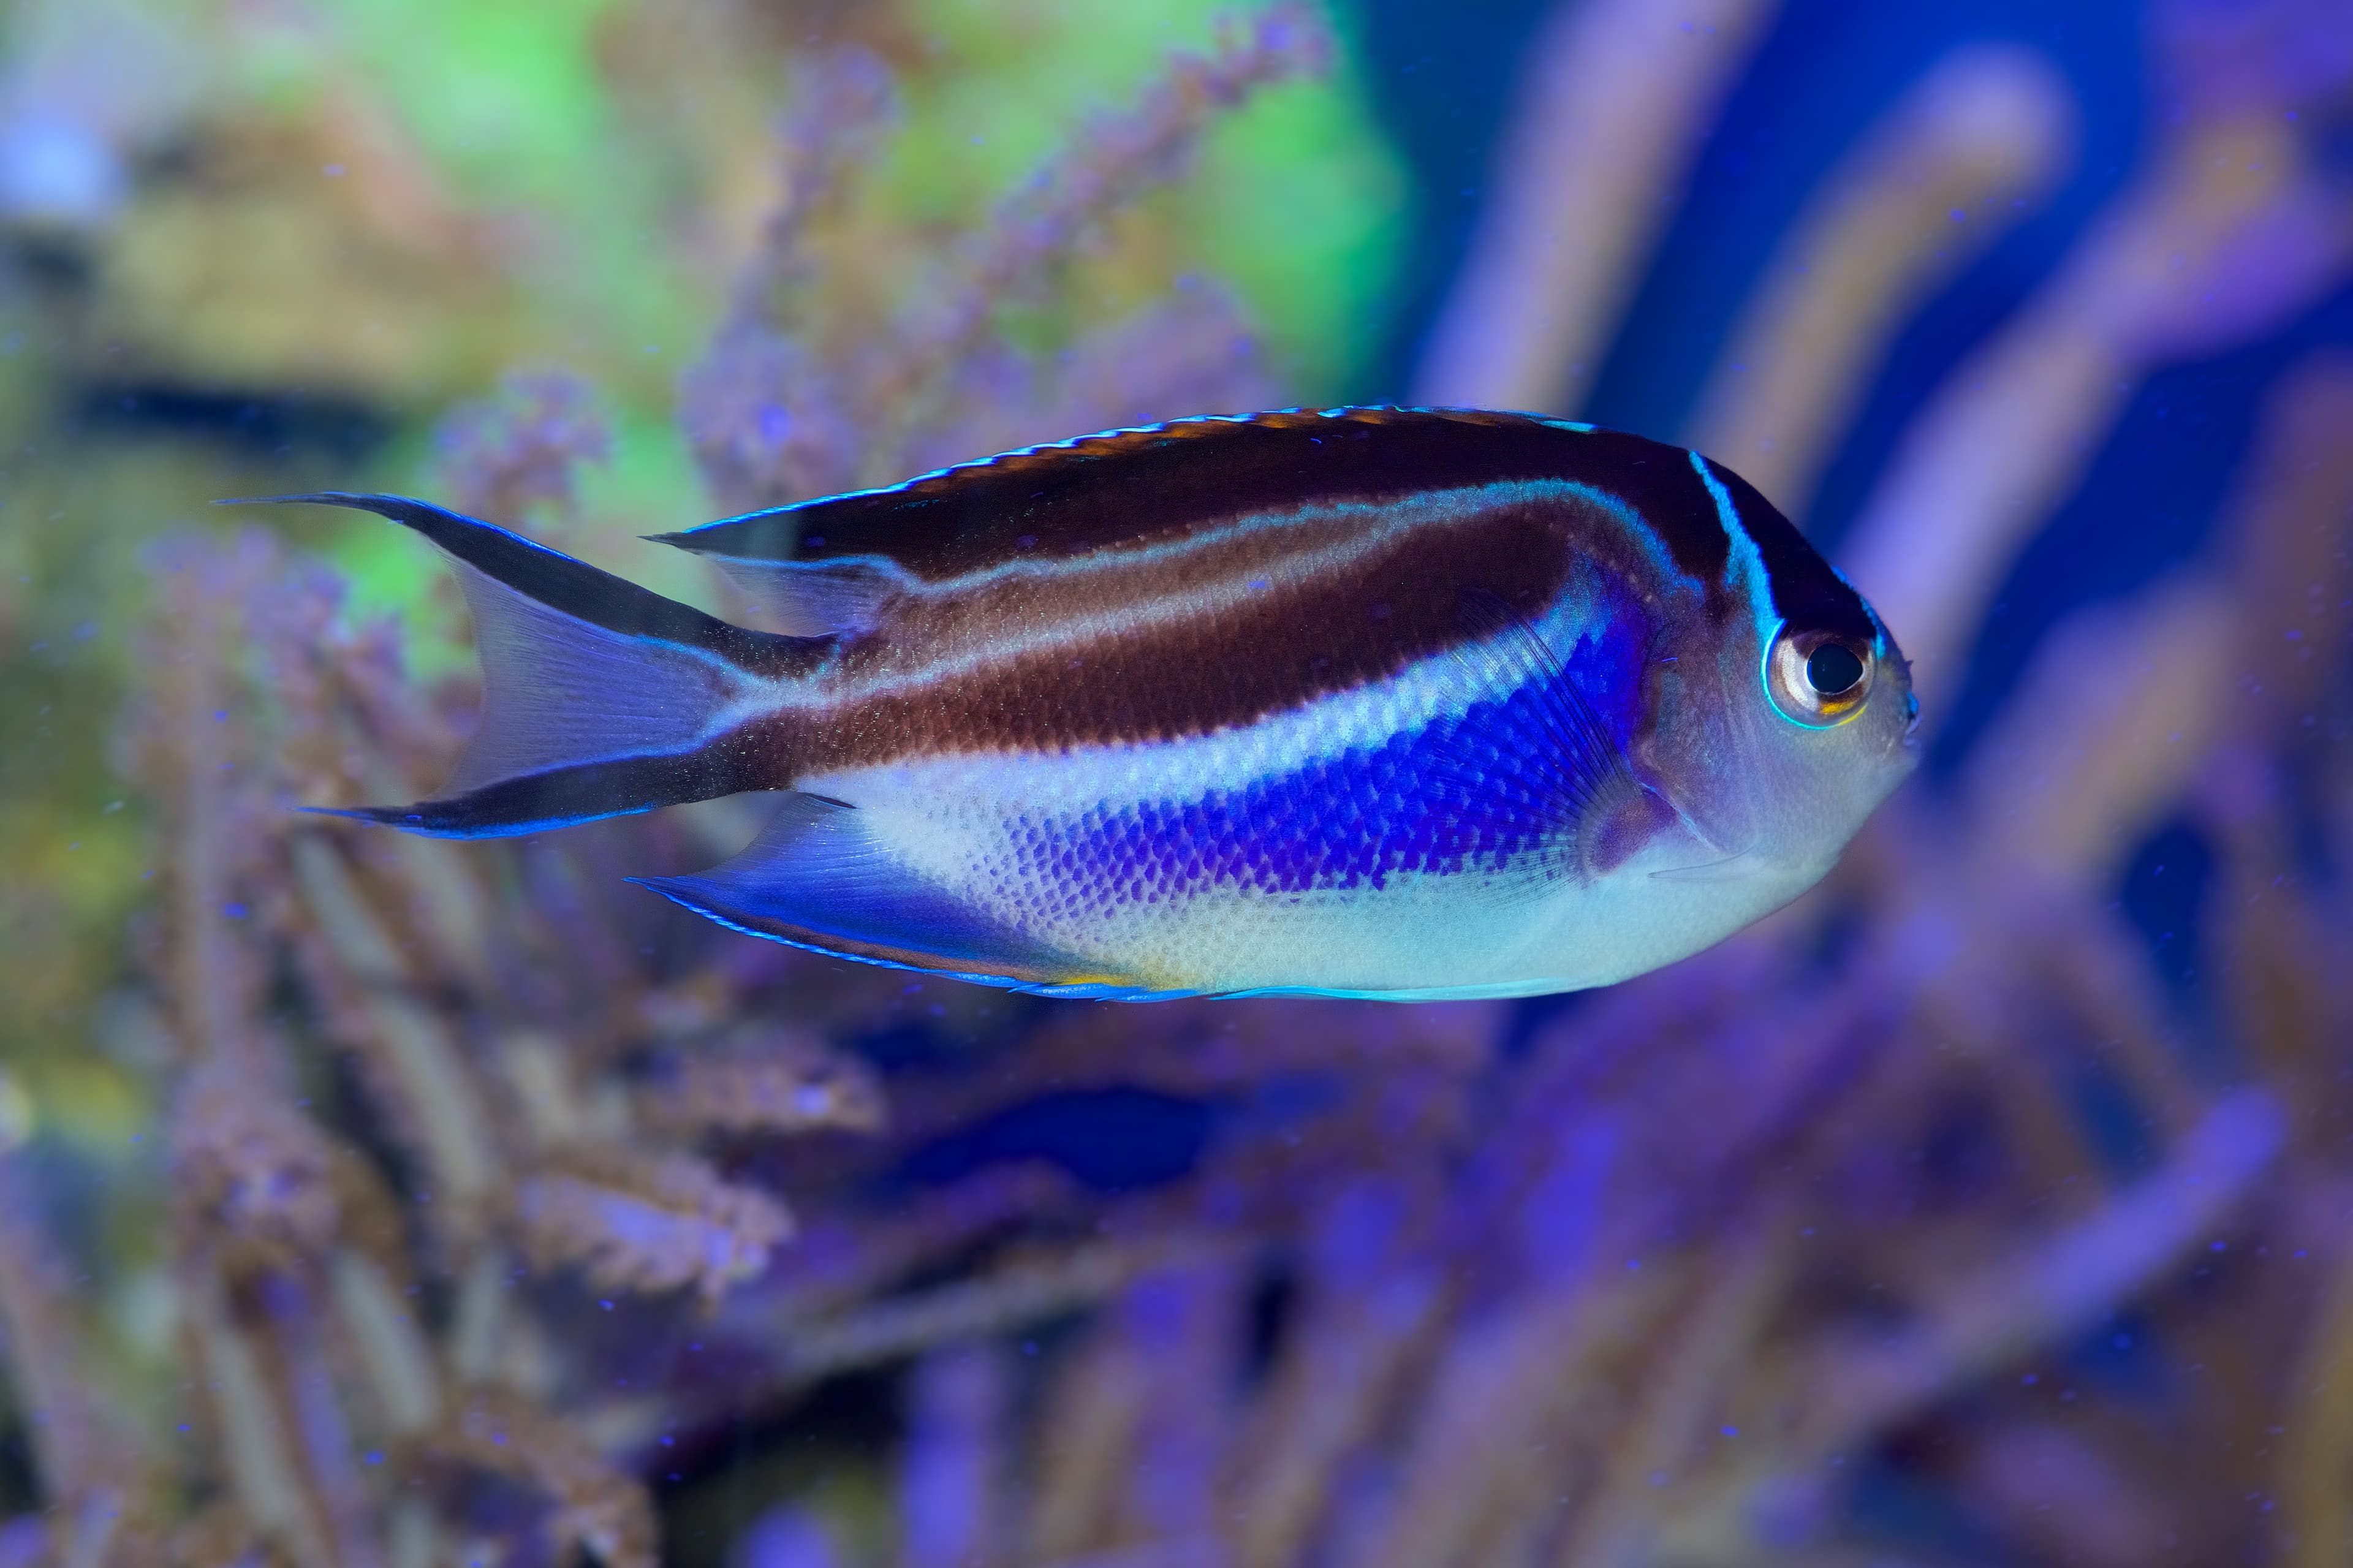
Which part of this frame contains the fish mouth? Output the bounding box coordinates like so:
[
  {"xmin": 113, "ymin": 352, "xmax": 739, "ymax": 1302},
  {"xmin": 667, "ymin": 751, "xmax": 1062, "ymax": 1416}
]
[
  {"xmin": 1887, "ymin": 642, "xmax": 1922, "ymax": 754},
  {"xmin": 1896, "ymin": 691, "xmax": 1923, "ymax": 757}
]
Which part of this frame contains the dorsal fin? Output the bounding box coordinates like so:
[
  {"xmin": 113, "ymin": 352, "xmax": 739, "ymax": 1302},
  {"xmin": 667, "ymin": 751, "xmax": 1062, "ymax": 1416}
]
[
  {"xmin": 704, "ymin": 556, "xmax": 906, "ymax": 637},
  {"xmin": 645, "ymin": 407, "xmax": 1741, "ymax": 592}
]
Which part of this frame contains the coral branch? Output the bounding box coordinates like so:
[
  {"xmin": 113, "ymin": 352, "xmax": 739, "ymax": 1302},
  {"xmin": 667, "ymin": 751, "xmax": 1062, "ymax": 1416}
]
[
  {"xmin": 0, "ymin": 1115, "xmax": 143, "ymax": 1548},
  {"xmin": 1791, "ymin": 1090, "xmax": 2286, "ymax": 1455},
  {"xmin": 866, "ymin": 4, "xmax": 1327, "ymax": 469},
  {"xmin": 1412, "ymin": 0, "xmax": 1783, "ymax": 412},
  {"xmin": 775, "ymin": 1244, "xmax": 1185, "ymax": 1396},
  {"xmin": 2282, "ymin": 1233, "xmax": 2353, "ymax": 1566},
  {"xmin": 436, "ymin": 1390, "xmax": 656, "ymax": 1568},
  {"xmin": 900, "ymin": 1342, "xmax": 1011, "ymax": 1568},
  {"xmin": 287, "ymin": 835, "xmax": 502, "ymax": 1230},
  {"xmin": 1960, "ymin": 576, "xmax": 2234, "ymax": 884},
  {"xmin": 637, "ymin": 1030, "xmax": 885, "ymax": 1138},
  {"xmin": 1687, "ymin": 45, "xmax": 2074, "ymax": 517},
  {"xmin": 515, "ymin": 1146, "xmax": 791, "ymax": 1304},
  {"xmin": 1840, "ymin": 23, "xmax": 2353, "ymax": 708},
  {"xmin": 432, "ymin": 368, "xmax": 610, "ymax": 532}
]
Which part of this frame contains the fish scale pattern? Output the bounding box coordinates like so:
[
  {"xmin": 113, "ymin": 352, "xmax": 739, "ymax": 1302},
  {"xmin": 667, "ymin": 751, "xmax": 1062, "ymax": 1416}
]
[{"xmin": 1012, "ymin": 670, "xmax": 1632, "ymax": 909}]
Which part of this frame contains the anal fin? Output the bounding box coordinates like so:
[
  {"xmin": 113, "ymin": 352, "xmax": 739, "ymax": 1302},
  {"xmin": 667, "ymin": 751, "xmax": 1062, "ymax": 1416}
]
[{"xmin": 631, "ymin": 795, "xmax": 1142, "ymax": 994}]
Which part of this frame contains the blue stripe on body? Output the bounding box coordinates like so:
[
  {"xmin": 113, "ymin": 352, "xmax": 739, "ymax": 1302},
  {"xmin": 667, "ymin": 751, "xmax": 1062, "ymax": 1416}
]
[{"xmin": 1011, "ymin": 613, "xmax": 1650, "ymax": 911}]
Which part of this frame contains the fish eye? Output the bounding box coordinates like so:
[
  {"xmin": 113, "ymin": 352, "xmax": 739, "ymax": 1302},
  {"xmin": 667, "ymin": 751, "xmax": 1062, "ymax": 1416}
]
[
  {"xmin": 1806, "ymin": 642, "xmax": 1865, "ymax": 697},
  {"xmin": 1764, "ymin": 624, "xmax": 1875, "ymax": 728}
]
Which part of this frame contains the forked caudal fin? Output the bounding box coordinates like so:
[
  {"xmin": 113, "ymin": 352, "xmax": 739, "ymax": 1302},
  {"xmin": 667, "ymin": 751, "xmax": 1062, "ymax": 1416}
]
[{"xmin": 221, "ymin": 493, "xmax": 830, "ymax": 836}]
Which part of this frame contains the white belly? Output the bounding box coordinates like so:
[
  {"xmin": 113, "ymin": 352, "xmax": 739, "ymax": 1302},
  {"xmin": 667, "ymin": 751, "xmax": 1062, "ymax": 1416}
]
[{"xmin": 800, "ymin": 747, "xmax": 1819, "ymax": 999}]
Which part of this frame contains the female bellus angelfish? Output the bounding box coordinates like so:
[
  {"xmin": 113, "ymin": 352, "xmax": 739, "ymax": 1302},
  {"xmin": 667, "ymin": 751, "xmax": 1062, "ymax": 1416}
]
[{"xmin": 251, "ymin": 407, "xmax": 1917, "ymax": 1001}]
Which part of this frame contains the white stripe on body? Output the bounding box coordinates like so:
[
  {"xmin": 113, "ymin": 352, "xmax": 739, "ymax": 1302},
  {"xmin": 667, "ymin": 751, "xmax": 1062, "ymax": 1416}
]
[{"xmin": 1692, "ymin": 452, "xmax": 1783, "ymax": 650}]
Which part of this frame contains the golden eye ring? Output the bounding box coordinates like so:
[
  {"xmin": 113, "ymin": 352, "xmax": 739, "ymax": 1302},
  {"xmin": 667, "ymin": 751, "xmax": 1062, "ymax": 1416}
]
[{"xmin": 1764, "ymin": 622, "xmax": 1875, "ymax": 729}]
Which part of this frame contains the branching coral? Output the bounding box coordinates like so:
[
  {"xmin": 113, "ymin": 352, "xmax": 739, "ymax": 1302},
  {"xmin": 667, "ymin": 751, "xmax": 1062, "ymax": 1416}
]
[
  {"xmin": 0, "ymin": 1100, "xmax": 145, "ymax": 1567},
  {"xmin": 434, "ymin": 370, "xmax": 614, "ymax": 534},
  {"xmin": 1686, "ymin": 44, "xmax": 2075, "ymax": 516},
  {"xmin": 1842, "ymin": 0, "xmax": 2353, "ymax": 706},
  {"xmin": 1412, "ymin": 0, "xmax": 1784, "ymax": 414},
  {"xmin": 678, "ymin": 10, "xmax": 1317, "ymax": 521}
]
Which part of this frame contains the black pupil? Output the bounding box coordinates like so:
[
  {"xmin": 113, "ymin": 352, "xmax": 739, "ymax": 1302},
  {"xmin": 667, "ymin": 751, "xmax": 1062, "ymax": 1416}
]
[{"xmin": 1805, "ymin": 643, "xmax": 1865, "ymax": 697}]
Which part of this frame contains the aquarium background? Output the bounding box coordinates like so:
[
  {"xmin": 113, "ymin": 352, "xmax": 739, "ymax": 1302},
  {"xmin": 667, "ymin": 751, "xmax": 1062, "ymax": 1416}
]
[{"xmin": 2, "ymin": 0, "xmax": 2351, "ymax": 1564}]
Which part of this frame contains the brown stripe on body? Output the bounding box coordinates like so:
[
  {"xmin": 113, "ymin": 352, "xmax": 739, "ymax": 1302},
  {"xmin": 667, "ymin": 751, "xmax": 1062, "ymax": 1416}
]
[
  {"xmin": 661, "ymin": 407, "xmax": 1738, "ymax": 596},
  {"xmin": 730, "ymin": 478, "xmax": 1693, "ymax": 780}
]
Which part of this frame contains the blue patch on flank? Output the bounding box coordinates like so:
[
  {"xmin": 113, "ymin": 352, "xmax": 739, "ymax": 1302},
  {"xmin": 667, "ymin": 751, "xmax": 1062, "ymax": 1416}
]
[{"xmin": 1019, "ymin": 613, "xmax": 1648, "ymax": 906}]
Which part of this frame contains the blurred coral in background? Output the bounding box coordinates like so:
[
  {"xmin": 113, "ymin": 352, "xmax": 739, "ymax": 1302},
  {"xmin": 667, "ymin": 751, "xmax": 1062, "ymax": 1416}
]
[{"xmin": 1, "ymin": 0, "xmax": 2351, "ymax": 1564}]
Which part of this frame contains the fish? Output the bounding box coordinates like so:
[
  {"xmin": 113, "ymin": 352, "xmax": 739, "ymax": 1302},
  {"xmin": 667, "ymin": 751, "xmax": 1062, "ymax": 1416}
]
[{"xmin": 237, "ymin": 406, "xmax": 1918, "ymax": 1001}]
